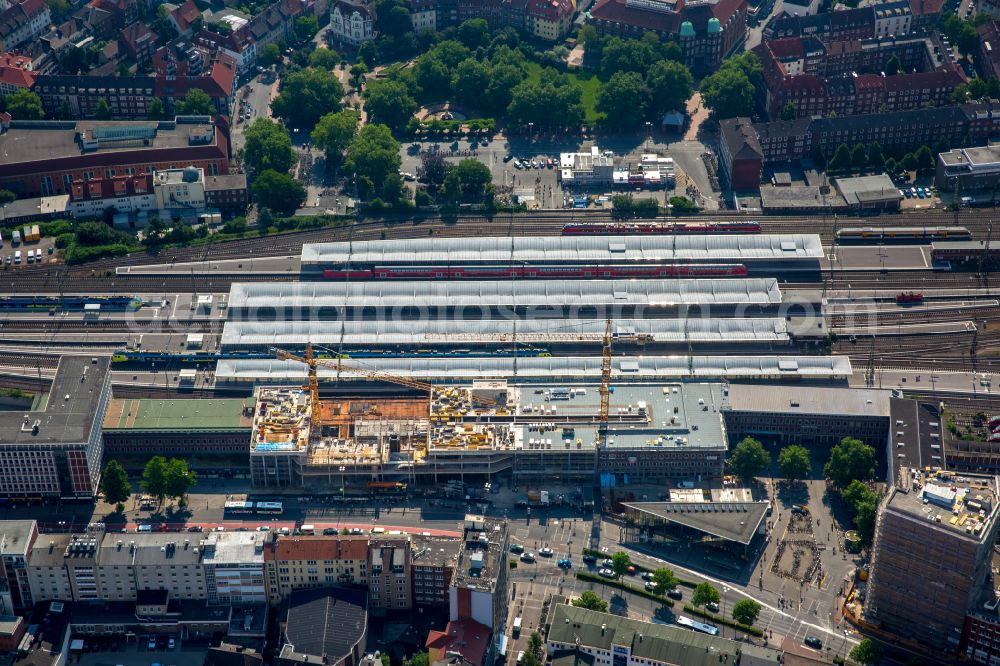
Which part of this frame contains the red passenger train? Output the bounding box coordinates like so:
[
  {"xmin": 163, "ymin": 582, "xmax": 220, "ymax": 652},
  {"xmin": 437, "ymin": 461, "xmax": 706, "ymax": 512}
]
[
  {"xmin": 322, "ymin": 264, "xmax": 749, "ymax": 280},
  {"xmin": 562, "ymin": 221, "xmax": 762, "ymax": 235}
]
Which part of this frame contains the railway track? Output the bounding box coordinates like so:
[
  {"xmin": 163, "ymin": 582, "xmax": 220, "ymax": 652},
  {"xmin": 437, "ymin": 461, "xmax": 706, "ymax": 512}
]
[{"xmin": 0, "ymin": 319, "xmax": 224, "ymax": 333}]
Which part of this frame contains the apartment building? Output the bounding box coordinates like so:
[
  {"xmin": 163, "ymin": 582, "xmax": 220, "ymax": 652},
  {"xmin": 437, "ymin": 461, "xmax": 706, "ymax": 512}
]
[
  {"xmin": 449, "ymin": 516, "xmax": 510, "ymax": 666},
  {"xmin": 329, "ymin": 0, "xmax": 373, "ymax": 47},
  {"xmin": 866, "ymin": 472, "xmax": 1000, "ymax": 651},
  {"xmin": 0, "ymin": 117, "xmax": 231, "ymax": 200},
  {"xmin": 719, "ymin": 117, "xmax": 763, "ymax": 190},
  {"xmin": 589, "ymin": 0, "xmax": 747, "ymax": 74},
  {"xmin": 0, "ymin": 521, "xmax": 37, "ymax": 613},
  {"xmin": 368, "ymin": 537, "xmax": 412, "ymax": 612},
  {"xmin": 264, "ymin": 535, "xmax": 370, "ymax": 604},
  {"xmin": 0, "ymin": 356, "xmax": 111, "ymax": 500},
  {"xmin": 0, "ymin": 52, "xmax": 35, "ymax": 97},
  {"xmin": 0, "ymin": 0, "xmax": 52, "ymax": 53},
  {"xmin": 411, "ymin": 537, "xmax": 460, "ymax": 607},
  {"xmin": 202, "ymin": 532, "xmax": 267, "ymax": 605}
]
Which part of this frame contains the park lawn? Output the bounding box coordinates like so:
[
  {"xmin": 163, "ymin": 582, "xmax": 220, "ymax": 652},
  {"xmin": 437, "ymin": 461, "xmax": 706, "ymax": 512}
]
[{"xmin": 523, "ymin": 61, "xmax": 602, "ymax": 123}]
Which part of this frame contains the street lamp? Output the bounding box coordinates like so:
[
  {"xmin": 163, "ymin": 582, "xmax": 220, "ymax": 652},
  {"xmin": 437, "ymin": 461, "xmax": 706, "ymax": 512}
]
[{"xmin": 339, "ymin": 466, "xmax": 346, "ymax": 498}]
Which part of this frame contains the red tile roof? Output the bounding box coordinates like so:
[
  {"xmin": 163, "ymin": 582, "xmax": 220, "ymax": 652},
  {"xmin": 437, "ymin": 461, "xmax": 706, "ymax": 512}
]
[
  {"xmin": 271, "ymin": 536, "xmax": 370, "ymax": 562},
  {"xmin": 0, "ymin": 53, "xmax": 35, "ymax": 89},
  {"xmin": 426, "ymin": 620, "xmax": 492, "ymax": 666},
  {"xmin": 171, "ymin": 0, "xmax": 202, "ymax": 33},
  {"xmin": 907, "ymin": 0, "xmax": 943, "ymax": 16}
]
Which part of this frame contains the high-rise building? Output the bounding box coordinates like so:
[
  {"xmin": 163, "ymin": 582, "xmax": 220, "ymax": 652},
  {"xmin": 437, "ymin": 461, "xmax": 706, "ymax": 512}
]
[{"xmin": 865, "ymin": 470, "xmax": 1000, "ymax": 650}]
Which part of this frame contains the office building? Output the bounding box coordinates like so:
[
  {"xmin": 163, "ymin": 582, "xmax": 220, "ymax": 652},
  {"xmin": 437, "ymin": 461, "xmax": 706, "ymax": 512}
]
[
  {"xmin": 546, "ymin": 602, "xmax": 783, "ymax": 665},
  {"xmin": 865, "ymin": 471, "xmax": 1000, "ymax": 650},
  {"xmin": 936, "ymin": 144, "xmax": 1000, "ymax": 195},
  {"xmin": 0, "ymin": 356, "xmax": 111, "ymax": 499},
  {"xmin": 719, "ymin": 117, "xmax": 763, "ymax": 190},
  {"xmin": 202, "ymin": 532, "xmax": 267, "ymax": 604},
  {"xmin": 723, "ymin": 384, "xmax": 891, "ymax": 446},
  {"xmin": 102, "ymin": 398, "xmax": 255, "ymax": 458},
  {"xmin": 0, "ymin": 520, "xmax": 36, "ymax": 612},
  {"xmin": 448, "ymin": 516, "xmax": 510, "ymax": 666},
  {"xmin": 0, "ymin": 117, "xmax": 231, "ymax": 200}
]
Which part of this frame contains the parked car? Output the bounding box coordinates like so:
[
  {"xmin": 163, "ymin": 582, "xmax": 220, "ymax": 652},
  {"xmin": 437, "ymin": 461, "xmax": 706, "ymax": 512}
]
[
  {"xmin": 644, "ymin": 582, "xmax": 658, "ymax": 592},
  {"xmin": 510, "ymin": 544, "xmax": 525, "ymax": 554},
  {"xmin": 598, "ymin": 568, "xmax": 615, "ymax": 578},
  {"xmin": 323, "ymin": 528, "xmax": 338, "ymax": 535},
  {"xmin": 168, "ymin": 638, "xmax": 175, "ymax": 649},
  {"xmin": 557, "ymin": 559, "xmax": 572, "ymax": 569},
  {"xmin": 667, "ymin": 588, "xmax": 683, "ymax": 600},
  {"xmin": 706, "ymin": 602, "xmax": 720, "ymax": 613},
  {"xmin": 641, "ymin": 572, "xmax": 654, "ymax": 581},
  {"xmin": 582, "ymin": 554, "xmax": 597, "ymax": 564},
  {"xmin": 601, "ymin": 558, "xmax": 614, "ymax": 568}
]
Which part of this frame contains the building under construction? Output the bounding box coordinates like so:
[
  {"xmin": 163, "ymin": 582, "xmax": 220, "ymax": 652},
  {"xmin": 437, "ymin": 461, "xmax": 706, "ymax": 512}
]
[{"xmin": 249, "ymin": 379, "xmax": 727, "ymax": 489}]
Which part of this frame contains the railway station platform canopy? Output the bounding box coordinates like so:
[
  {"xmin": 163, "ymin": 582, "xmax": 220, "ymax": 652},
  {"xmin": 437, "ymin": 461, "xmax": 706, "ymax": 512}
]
[
  {"xmin": 219, "ymin": 318, "xmax": 790, "ymax": 350},
  {"xmin": 215, "ymin": 355, "xmax": 852, "ymax": 385},
  {"xmin": 300, "ymin": 234, "xmax": 825, "ymax": 267},
  {"xmin": 226, "ymin": 279, "xmax": 783, "ymax": 314}
]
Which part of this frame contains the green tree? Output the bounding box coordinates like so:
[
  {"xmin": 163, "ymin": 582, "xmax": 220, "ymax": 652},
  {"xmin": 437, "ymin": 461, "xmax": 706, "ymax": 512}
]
[
  {"xmin": 668, "ymin": 196, "xmax": 698, "ymax": 215},
  {"xmin": 440, "ymin": 170, "xmax": 462, "ymax": 205},
  {"xmin": 4, "ymin": 89, "xmax": 44, "ymax": 120},
  {"xmin": 452, "ymin": 58, "xmax": 491, "ymax": 107},
  {"xmin": 176, "ymin": 88, "xmax": 216, "ymax": 116},
  {"xmin": 528, "ymin": 631, "xmax": 543, "ymax": 659},
  {"xmin": 597, "ymin": 71, "xmax": 649, "ymax": 129},
  {"xmin": 884, "ymin": 54, "xmax": 902, "ymax": 76},
  {"xmin": 0, "ymin": 190, "xmax": 16, "ymax": 206},
  {"xmin": 731, "ymin": 598, "xmax": 761, "ymax": 626},
  {"xmin": 381, "ymin": 172, "xmax": 405, "ymax": 206},
  {"xmin": 841, "ymin": 479, "xmax": 877, "ymax": 511},
  {"xmin": 453, "ymin": 158, "xmax": 492, "ymax": 198},
  {"xmin": 915, "ymin": 145, "xmax": 935, "ymax": 173},
  {"xmin": 271, "ymin": 67, "xmax": 345, "ymax": 128},
  {"xmin": 600, "ymin": 37, "xmax": 659, "ymax": 77},
  {"xmin": 507, "ymin": 70, "xmax": 584, "ymax": 129},
  {"xmin": 259, "ymin": 42, "xmax": 280, "ymax": 68},
  {"xmin": 252, "ymin": 169, "xmax": 306, "ymax": 214},
  {"xmin": 147, "ymin": 98, "xmax": 165, "ymax": 120},
  {"xmin": 824, "ymin": 437, "xmax": 876, "ymax": 487},
  {"xmin": 94, "ymin": 99, "xmax": 112, "ymax": 120},
  {"xmin": 311, "ymin": 109, "xmax": 360, "ymax": 163},
  {"xmin": 850, "ymin": 143, "xmax": 868, "ymax": 172},
  {"xmin": 164, "ymin": 458, "xmax": 197, "ymax": 503},
  {"xmin": 780, "ymin": 102, "xmax": 797, "ymax": 120},
  {"xmin": 884, "ymin": 156, "xmax": 898, "ymax": 175},
  {"xmin": 99, "ymin": 460, "xmax": 132, "ymax": 511},
  {"xmin": 572, "ymin": 590, "xmax": 608, "ymax": 612},
  {"xmin": 309, "ymin": 47, "xmax": 340, "ymax": 69},
  {"xmin": 345, "ymin": 124, "xmax": 402, "ymax": 196},
  {"xmin": 611, "ymin": 551, "xmax": 631, "ymax": 581},
  {"xmin": 868, "ymin": 142, "xmax": 885, "ymax": 170},
  {"xmin": 700, "ymin": 67, "xmax": 755, "ymax": 119},
  {"xmin": 729, "ymin": 437, "xmax": 770, "ymax": 481},
  {"xmin": 244, "ymin": 118, "xmax": 294, "ymax": 174},
  {"xmin": 830, "ymin": 143, "xmax": 852, "ymax": 172},
  {"xmin": 418, "ymin": 151, "xmax": 449, "ymax": 191},
  {"xmin": 691, "ymin": 582, "xmax": 720, "ymax": 609},
  {"xmin": 651, "ymin": 568, "xmax": 678, "ymax": 593},
  {"xmin": 350, "ymin": 61, "xmax": 369, "ymax": 88},
  {"xmin": 458, "ymin": 18, "xmax": 489, "ymax": 49},
  {"xmin": 645, "ymin": 59, "xmax": 692, "ymax": 116},
  {"xmin": 140, "ymin": 456, "xmax": 169, "ymax": 505},
  {"xmin": 900, "ymin": 152, "xmax": 918, "ymax": 173},
  {"xmin": 778, "ymin": 445, "xmax": 811, "ymax": 482},
  {"xmin": 849, "ymin": 638, "xmax": 883, "ymax": 666},
  {"xmin": 295, "ymin": 15, "xmax": 319, "ymax": 41},
  {"xmin": 854, "ymin": 498, "xmax": 879, "ymax": 545},
  {"xmin": 363, "ymin": 79, "xmax": 418, "ymax": 131},
  {"xmin": 404, "ymin": 652, "xmax": 430, "ymax": 666}
]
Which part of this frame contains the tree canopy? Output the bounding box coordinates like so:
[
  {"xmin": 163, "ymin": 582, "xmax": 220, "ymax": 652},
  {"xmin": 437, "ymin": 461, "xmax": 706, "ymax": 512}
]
[
  {"xmin": 778, "ymin": 445, "xmax": 811, "ymax": 482},
  {"xmin": 4, "ymin": 89, "xmax": 44, "ymax": 120},
  {"xmin": 243, "ymin": 118, "xmax": 294, "ymax": 174},
  {"xmin": 253, "ymin": 169, "xmax": 306, "ymax": 215},
  {"xmin": 597, "ymin": 71, "xmax": 649, "ymax": 130},
  {"xmin": 849, "ymin": 639, "xmax": 883, "ymax": 666},
  {"xmin": 345, "ymin": 124, "xmax": 402, "ymax": 198},
  {"xmin": 611, "ymin": 551, "xmax": 631, "ymax": 580},
  {"xmin": 271, "ymin": 67, "xmax": 345, "ymax": 128},
  {"xmin": 700, "ymin": 52, "xmax": 761, "ymax": 119},
  {"xmin": 363, "ymin": 79, "xmax": 418, "ymax": 131},
  {"xmin": 824, "ymin": 437, "xmax": 876, "ymax": 487},
  {"xmin": 176, "ymin": 88, "xmax": 216, "ymax": 116},
  {"xmin": 691, "ymin": 583, "xmax": 720, "ymax": 608},
  {"xmin": 309, "ymin": 47, "xmax": 341, "ymax": 70},
  {"xmin": 100, "ymin": 460, "xmax": 132, "ymax": 510},
  {"xmin": 731, "ymin": 599, "xmax": 761, "ymax": 626},
  {"xmin": 729, "ymin": 437, "xmax": 770, "ymax": 480},
  {"xmin": 508, "ymin": 69, "xmax": 584, "ymax": 129},
  {"xmin": 311, "ymin": 110, "xmax": 360, "ymax": 163},
  {"xmin": 646, "ymin": 59, "xmax": 693, "ymax": 116},
  {"xmin": 651, "ymin": 568, "xmax": 678, "ymax": 592},
  {"xmin": 572, "ymin": 590, "xmax": 608, "ymax": 612}
]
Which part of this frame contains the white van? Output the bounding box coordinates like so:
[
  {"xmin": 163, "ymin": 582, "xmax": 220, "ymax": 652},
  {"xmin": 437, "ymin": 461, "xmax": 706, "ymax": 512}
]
[
  {"xmin": 299, "ymin": 524, "xmax": 315, "ymax": 535},
  {"xmin": 512, "ymin": 617, "xmax": 522, "ymax": 637}
]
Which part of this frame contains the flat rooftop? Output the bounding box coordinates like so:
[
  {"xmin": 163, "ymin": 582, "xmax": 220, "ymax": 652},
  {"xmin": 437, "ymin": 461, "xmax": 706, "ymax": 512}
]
[
  {"xmin": 889, "ymin": 470, "xmax": 1000, "ymax": 541},
  {"xmin": 622, "ymin": 499, "xmax": 769, "ymax": 544},
  {"xmin": 220, "ymin": 317, "xmax": 790, "ymax": 348},
  {"xmin": 0, "ymin": 520, "xmax": 35, "ymax": 557},
  {"xmin": 300, "ymin": 234, "xmax": 825, "ymax": 265},
  {"xmin": 202, "ymin": 531, "xmax": 266, "ymax": 564},
  {"xmin": 103, "ymin": 398, "xmax": 254, "ymax": 431},
  {"xmin": 227, "ymin": 279, "xmax": 784, "ymax": 311},
  {"xmin": 0, "ymin": 355, "xmax": 110, "ymax": 446},
  {"xmin": 725, "ymin": 383, "xmax": 891, "ymax": 417},
  {"xmin": 0, "ymin": 118, "xmax": 216, "ymax": 164},
  {"xmin": 216, "ymin": 355, "xmax": 854, "ymax": 385},
  {"xmin": 452, "ymin": 516, "xmax": 507, "ymax": 593},
  {"xmin": 888, "ymin": 399, "xmax": 945, "ymax": 483},
  {"xmin": 511, "ymin": 383, "xmax": 726, "ymax": 452}
]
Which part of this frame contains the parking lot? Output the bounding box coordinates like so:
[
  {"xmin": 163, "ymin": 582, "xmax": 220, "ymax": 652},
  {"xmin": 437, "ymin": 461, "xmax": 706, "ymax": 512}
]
[{"xmin": 74, "ymin": 637, "xmax": 206, "ymax": 666}]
